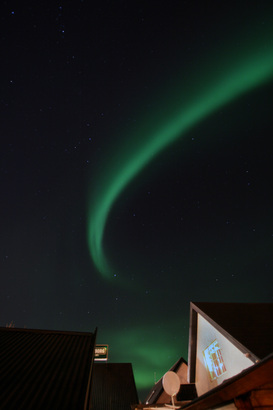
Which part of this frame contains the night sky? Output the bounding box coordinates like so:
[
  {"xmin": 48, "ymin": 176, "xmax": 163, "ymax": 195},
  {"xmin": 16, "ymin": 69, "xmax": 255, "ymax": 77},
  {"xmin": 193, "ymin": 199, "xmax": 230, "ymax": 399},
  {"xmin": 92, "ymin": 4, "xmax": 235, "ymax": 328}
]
[{"xmin": 1, "ymin": 1, "xmax": 273, "ymax": 398}]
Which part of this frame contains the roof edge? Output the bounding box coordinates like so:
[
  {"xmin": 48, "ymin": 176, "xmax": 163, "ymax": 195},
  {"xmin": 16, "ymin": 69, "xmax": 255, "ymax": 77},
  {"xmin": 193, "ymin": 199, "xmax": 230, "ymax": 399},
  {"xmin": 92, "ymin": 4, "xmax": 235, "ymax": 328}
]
[
  {"xmin": 190, "ymin": 302, "xmax": 259, "ymax": 362},
  {"xmin": 0, "ymin": 326, "xmax": 97, "ymax": 337}
]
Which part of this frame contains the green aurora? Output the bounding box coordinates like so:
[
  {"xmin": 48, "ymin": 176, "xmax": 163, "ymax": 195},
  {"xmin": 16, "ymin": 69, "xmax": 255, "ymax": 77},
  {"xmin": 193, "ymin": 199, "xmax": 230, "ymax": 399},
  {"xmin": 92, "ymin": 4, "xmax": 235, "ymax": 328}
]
[
  {"xmin": 87, "ymin": 29, "xmax": 273, "ymax": 281},
  {"xmin": 104, "ymin": 321, "xmax": 185, "ymax": 390}
]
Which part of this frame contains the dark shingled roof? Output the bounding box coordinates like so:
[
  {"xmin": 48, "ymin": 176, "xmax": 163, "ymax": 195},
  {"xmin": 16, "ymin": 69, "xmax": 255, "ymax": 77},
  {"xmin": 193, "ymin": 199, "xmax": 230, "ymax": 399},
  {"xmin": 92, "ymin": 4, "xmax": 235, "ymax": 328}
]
[
  {"xmin": 91, "ymin": 363, "xmax": 139, "ymax": 410},
  {"xmin": 0, "ymin": 327, "xmax": 96, "ymax": 410},
  {"xmin": 191, "ymin": 302, "xmax": 273, "ymax": 359}
]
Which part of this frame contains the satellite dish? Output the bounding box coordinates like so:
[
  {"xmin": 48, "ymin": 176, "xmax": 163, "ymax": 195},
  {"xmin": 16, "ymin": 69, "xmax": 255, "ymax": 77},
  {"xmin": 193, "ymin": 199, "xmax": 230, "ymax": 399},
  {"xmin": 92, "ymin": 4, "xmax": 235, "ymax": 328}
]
[{"xmin": 162, "ymin": 371, "xmax": 181, "ymax": 409}]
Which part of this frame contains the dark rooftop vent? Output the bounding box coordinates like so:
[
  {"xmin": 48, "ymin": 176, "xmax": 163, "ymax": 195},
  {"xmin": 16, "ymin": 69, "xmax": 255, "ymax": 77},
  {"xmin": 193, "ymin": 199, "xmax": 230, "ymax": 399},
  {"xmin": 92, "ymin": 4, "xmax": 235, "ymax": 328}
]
[{"xmin": 177, "ymin": 384, "xmax": 197, "ymax": 401}]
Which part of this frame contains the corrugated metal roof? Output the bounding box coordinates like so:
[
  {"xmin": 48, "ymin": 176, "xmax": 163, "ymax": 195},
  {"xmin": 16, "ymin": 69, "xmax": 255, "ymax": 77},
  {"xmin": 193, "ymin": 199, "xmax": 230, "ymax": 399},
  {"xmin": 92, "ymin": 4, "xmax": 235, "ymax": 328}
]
[
  {"xmin": 91, "ymin": 363, "xmax": 139, "ymax": 410},
  {"xmin": 0, "ymin": 327, "xmax": 96, "ymax": 410}
]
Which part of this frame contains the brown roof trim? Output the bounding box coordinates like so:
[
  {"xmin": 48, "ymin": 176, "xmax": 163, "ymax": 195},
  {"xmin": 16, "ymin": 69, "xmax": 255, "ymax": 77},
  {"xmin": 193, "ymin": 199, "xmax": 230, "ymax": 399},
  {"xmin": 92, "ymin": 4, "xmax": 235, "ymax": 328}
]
[
  {"xmin": 188, "ymin": 303, "xmax": 198, "ymax": 383},
  {"xmin": 182, "ymin": 353, "xmax": 273, "ymax": 410}
]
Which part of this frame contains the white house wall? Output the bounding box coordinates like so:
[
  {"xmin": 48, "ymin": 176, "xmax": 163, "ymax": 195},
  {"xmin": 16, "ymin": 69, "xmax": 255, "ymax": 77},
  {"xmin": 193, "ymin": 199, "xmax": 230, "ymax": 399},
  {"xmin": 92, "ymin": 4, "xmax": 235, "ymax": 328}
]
[{"xmin": 195, "ymin": 313, "xmax": 254, "ymax": 396}]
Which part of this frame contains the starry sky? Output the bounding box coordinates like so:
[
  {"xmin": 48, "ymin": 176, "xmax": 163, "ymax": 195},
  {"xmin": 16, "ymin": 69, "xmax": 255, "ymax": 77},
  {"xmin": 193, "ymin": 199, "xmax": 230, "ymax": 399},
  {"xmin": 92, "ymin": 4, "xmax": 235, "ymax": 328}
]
[{"xmin": 1, "ymin": 0, "xmax": 273, "ymax": 399}]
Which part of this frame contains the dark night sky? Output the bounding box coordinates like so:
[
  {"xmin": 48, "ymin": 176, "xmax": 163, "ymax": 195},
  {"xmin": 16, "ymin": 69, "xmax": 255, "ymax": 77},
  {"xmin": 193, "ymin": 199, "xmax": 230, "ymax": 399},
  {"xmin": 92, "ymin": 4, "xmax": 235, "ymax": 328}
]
[{"xmin": 1, "ymin": 0, "xmax": 273, "ymax": 397}]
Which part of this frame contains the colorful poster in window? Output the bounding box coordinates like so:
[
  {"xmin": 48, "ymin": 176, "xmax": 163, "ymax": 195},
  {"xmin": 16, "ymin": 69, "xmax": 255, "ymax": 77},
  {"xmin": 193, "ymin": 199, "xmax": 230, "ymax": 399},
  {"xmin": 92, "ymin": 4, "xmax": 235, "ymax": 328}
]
[{"xmin": 203, "ymin": 340, "xmax": 227, "ymax": 381}]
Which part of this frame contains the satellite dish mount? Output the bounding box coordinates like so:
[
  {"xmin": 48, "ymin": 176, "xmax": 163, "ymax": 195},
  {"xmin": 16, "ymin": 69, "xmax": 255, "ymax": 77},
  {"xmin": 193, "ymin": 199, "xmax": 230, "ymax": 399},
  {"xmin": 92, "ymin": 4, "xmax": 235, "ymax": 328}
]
[{"xmin": 162, "ymin": 371, "xmax": 181, "ymax": 409}]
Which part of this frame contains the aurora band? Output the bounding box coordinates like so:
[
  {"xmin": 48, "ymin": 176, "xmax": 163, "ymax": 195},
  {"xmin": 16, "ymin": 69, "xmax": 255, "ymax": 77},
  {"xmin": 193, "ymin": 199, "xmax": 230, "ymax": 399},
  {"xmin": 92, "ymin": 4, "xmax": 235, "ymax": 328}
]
[{"xmin": 87, "ymin": 43, "xmax": 273, "ymax": 280}]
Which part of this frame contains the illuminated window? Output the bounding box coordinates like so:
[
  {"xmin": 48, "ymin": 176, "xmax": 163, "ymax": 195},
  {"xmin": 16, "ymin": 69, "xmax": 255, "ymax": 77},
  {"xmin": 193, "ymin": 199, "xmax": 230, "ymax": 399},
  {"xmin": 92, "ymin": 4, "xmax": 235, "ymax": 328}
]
[{"xmin": 203, "ymin": 340, "xmax": 227, "ymax": 381}]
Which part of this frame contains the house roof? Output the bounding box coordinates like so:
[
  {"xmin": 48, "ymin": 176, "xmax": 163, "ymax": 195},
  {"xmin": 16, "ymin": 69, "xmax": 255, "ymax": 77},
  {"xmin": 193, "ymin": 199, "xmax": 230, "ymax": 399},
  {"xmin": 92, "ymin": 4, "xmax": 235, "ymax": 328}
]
[
  {"xmin": 181, "ymin": 353, "xmax": 273, "ymax": 410},
  {"xmin": 191, "ymin": 302, "xmax": 273, "ymax": 359},
  {"xmin": 132, "ymin": 354, "xmax": 273, "ymax": 409},
  {"xmin": 91, "ymin": 363, "xmax": 139, "ymax": 410},
  {"xmin": 0, "ymin": 327, "xmax": 97, "ymax": 410}
]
